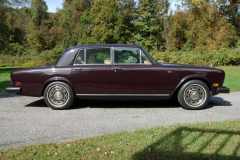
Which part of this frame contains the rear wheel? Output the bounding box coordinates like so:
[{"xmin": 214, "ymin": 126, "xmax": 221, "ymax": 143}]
[
  {"xmin": 44, "ymin": 82, "xmax": 75, "ymax": 110},
  {"xmin": 178, "ymin": 80, "xmax": 210, "ymax": 110}
]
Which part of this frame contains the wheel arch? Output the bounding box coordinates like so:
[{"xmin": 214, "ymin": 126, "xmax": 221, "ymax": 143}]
[
  {"xmin": 171, "ymin": 76, "xmax": 212, "ymax": 98},
  {"xmin": 41, "ymin": 77, "xmax": 76, "ymax": 96}
]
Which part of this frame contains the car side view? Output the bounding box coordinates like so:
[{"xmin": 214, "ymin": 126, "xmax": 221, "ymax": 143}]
[{"xmin": 6, "ymin": 44, "xmax": 230, "ymax": 110}]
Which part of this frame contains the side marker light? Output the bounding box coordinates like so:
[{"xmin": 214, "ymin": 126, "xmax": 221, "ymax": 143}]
[{"xmin": 213, "ymin": 83, "xmax": 219, "ymax": 87}]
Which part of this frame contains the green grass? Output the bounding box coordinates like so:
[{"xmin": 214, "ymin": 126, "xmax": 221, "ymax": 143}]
[
  {"xmin": 0, "ymin": 120, "xmax": 239, "ymax": 159},
  {"xmin": 217, "ymin": 66, "xmax": 240, "ymax": 92},
  {"xmin": 0, "ymin": 67, "xmax": 25, "ymax": 92}
]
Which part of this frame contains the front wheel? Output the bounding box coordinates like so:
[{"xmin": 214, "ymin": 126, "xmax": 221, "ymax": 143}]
[
  {"xmin": 44, "ymin": 82, "xmax": 75, "ymax": 110},
  {"xmin": 178, "ymin": 80, "xmax": 210, "ymax": 110}
]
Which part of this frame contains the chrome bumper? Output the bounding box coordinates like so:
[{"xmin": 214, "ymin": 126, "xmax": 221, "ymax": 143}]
[
  {"xmin": 216, "ymin": 87, "xmax": 230, "ymax": 94},
  {"xmin": 5, "ymin": 87, "xmax": 22, "ymax": 94}
]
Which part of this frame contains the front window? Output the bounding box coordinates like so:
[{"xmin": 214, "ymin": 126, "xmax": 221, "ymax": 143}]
[
  {"xmin": 114, "ymin": 47, "xmax": 140, "ymax": 64},
  {"xmin": 142, "ymin": 48, "xmax": 156, "ymax": 64},
  {"xmin": 113, "ymin": 47, "xmax": 151, "ymax": 64}
]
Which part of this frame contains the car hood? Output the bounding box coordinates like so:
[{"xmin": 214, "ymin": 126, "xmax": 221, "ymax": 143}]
[{"xmin": 159, "ymin": 62, "xmax": 215, "ymax": 69}]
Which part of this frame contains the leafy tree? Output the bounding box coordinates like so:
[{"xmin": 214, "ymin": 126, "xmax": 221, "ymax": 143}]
[
  {"xmin": 88, "ymin": 0, "xmax": 120, "ymax": 44},
  {"xmin": 26, "ymin": 0, "xmax": 51, "ymax": 51},
  {"xmin": 80, "ymin": 9, "xmax": 91, "ymax": 45},
  {"xmin": 116, "ymin": 0, "xmax": 136, "ymax": 44},
  {"xmin": 218, "ymin": 0, "xmax": 240, "ymax": 36},
  {"xmin": 51, "ymin": 0, "xmax": 91, "ymax": 48},
  {"xmin": 167, "ymin": 0, "xmax": 238, "ymax": 51},
  {"xmin": 131, "ymin": 0, "xmax": 163, "ymax": 51},
  {"xmin": 0, "ymin": 0, "xmax": 9, "ymax": 52}
]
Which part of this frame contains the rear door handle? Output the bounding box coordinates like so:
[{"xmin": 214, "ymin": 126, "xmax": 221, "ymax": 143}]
[{"xmin": 72, "ymin": 68, "xmax": 82, "ymax": 71}]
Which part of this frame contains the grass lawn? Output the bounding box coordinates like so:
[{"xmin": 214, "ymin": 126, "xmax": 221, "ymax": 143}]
[
  {"xmin": 0, "ymin": 66, "xmax": 239, "ymax": 92},
  {"xmin": 0, "ymin": 67, "xmax": 24, "ymax": 92},
  {"xmin": 217, "ymin": 66, "xmax": 240, "ymax": 92},
  {"xmin": 0, "ymin": 119, "xmax": 239, "ymax": 159}
]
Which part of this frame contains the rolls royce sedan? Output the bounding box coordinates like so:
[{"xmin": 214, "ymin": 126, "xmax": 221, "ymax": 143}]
[{"xmin": 6, "ymin": 44, "xmax": 230, "ymax": 110}]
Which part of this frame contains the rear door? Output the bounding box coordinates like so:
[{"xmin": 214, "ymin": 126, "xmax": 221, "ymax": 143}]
[{"xmin": 71, "ymin": 48, "xmax": 111, "ymax": 94}]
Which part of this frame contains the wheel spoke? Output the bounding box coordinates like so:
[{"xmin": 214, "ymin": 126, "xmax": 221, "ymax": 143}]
[
  {"xmin": 47, "ymin": 84, "xmax": 69, "ymax": 107},
  {"xmin": 183, "ymin": 84, "xmax": 207, "ymax": 107}
]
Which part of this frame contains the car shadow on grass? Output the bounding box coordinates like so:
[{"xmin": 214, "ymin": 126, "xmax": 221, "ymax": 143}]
[
  {"xmin": 24, "ymin": 96, "xmax": 232, "ymax": 110},
  {"xmin": 131, "ymin": 126, "xmax": 240, "ymax": 159}
]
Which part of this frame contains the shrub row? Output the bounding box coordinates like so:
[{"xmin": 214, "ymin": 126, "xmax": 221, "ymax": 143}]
[
  {"xmin": 152, "ymin": 48, "xmax": 240, "ymax": 67},
  {"xmin": 0, "ymin": 48, "xmax": 239, "ymax": 67},
  {"xmin": 0, "ymin": 45, "xmax": 65, "ymax": 67}
]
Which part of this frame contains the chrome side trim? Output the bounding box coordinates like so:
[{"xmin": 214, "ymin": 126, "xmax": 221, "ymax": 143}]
[
  {"xmin": 121, "ymin": 68, "xmax": 156, "ymax": 70},
  {"xmin": 157, "ymin": 68, "xmax": 222, "ymax": 73},
  {"xmin": 82, "ymin": 68, "xmax": 111, "ymax": 71},
  {"xmin": 76, "ymin": 94, "xmax": 169, "ymax": 97},
  {"xmin": 14, "ymin": 68, "xmax": 71, "ymax": 74}
]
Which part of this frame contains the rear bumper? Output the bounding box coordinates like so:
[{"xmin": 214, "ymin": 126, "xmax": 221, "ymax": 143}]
[
  {"xmin": 216, "ymin": 87, "xmax": 230, "ymax": 94},
  {"xmin": 5, "ymin": 87, "xmax": 22, "ymax": 94}
]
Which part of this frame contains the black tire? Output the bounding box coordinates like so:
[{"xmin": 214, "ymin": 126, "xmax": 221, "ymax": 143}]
[
  {"xmin": 178, "ymin": 80, "xmax": 210, "ymax": 110},
  {"xmin": 44, "ymin": 81, "xmax": 75, "ymax": 110}
]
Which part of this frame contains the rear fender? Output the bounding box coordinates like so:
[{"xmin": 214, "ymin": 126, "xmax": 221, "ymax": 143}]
[{"xmin": 41, "ymin": 77, "xmax": 75, "ymax": 96}]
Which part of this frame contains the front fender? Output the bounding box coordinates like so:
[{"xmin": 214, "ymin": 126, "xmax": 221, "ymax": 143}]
[{"xmin": 172, "ymin": 74, "xmax": 212, "ymax": 96}]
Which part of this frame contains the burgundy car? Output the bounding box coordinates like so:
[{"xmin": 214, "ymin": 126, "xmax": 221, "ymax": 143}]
[{"xmin": 6, "ymin": 44, "xmax": 229, "ymax": 110}]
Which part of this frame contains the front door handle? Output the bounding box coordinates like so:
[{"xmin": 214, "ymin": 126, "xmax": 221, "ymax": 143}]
[
  {"xmin": 113, "ymin": 67, "xmax": 122, "ymax": 72},
  {"xmin": 113, "ymin": 67, "xmax": 122, "ymax": 70}
]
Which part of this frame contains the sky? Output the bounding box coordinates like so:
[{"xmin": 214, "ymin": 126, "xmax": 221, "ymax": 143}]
[
  {"xmin": 45, "ymin": 0, "xmax": 180, "ymax": 13},
  {"xmin": 45, "ymin": 0, "xmax": 64, "ymax": 13}
]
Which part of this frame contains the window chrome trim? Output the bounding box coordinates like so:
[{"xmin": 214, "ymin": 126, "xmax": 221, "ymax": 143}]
[
  {"xmin": 73, "ymin": 47, "xmax": 153, "ymax": 66},
  {"xmin": 140, "ymin": 50, "xmax": 142, "ymax": 64},
  {"xmin": 76, "ymin": 94, "xmax": 169, "ymax": 97},
  {"xmin": 112, "ymin": 47, "xmax": 153, "ymax": 65},
  {"xmin": 73, "ymin": 49, "xmax": 83, "ymax": 65},
  {"xmin": 84, "ymin": 48, "xmax": 86, "ymax": 64},
  {"xmin": 73, "ymin": 47, "xmax": 112, "ymax": 65}
]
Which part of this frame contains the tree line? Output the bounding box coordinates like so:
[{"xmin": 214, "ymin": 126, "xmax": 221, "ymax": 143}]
[{"xmin": 0, "ymin": 0, "xmax": 239, "ymax": 57}]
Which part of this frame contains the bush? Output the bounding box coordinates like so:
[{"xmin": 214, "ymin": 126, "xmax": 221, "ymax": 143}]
[
  {"xmin": 0, "ymin": 45, "xmax": 66, "ymax": 67},
  {"xmin": 152, "ymin": 48, "xmax": 240, "ymax": 66},
  {"xmin": 2, "ymin": 43, "xmax": 25, "ymax": 56},
  {"xmin": 1, "ymin": 48, "xmax": 239, "ymax": 67}
]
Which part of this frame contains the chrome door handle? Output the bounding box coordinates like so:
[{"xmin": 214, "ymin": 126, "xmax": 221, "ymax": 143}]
[
  {"xmin": 113, "ymin": 67, "xmax": 122, "ymax": 70},
  {"xmin": 113, "ymin": 67, "xmax": 122, "ymax": 72},
  {"xmin": 72, "ymin": 68, "xmax": 82, "ymax": 71}
]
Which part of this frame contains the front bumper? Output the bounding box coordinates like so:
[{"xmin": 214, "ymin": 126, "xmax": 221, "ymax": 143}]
[
  {"xmin": 6, "ymin": 87, "xmax": 22, "ymax": 94},
  {"xmin": 216, "ymin": 87, "xmax": 230, "ymax": 94}
]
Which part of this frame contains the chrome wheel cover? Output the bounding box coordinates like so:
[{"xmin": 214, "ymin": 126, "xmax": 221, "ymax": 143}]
[
  {"xmin": 183, "ymin": 84, "xmax": 207, "ymax": 107},
  {"xmin": 47, "ymin": 84, "xmax": 69, "ymax": 108}
]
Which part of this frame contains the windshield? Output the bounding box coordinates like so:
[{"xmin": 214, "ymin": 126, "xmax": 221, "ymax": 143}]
[{"xmin": 142, "ymin": 48, "xmax": 157, "ymax": 64}]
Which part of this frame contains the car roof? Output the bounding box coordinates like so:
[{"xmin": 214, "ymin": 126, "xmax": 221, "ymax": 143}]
[{"xmin": 67, "ymin": 44, "xmax": 143, "ymax": 50}]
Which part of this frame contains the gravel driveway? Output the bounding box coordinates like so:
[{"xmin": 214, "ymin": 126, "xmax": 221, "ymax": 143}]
[{"xmin": 0, "ymin": 92, "xmax": 239, "ymax": 150}]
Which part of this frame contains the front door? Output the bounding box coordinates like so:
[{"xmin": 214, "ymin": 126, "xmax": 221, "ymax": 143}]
[{"xmin": 111, "ymin": 47, "xmax": 157, "ymax": 94}]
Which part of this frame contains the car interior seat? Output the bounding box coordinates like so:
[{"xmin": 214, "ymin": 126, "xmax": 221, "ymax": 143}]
[{"xmin": 104, "ymin": 54, "xmax": 111, "ymax": 64}]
